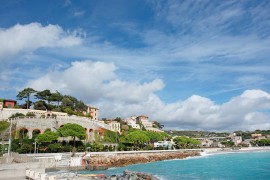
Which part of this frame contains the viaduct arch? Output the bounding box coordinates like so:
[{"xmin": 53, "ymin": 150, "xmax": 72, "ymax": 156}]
[{"xmin": 10, "ymin": 117, "xmax": 111, "ymax": 142}]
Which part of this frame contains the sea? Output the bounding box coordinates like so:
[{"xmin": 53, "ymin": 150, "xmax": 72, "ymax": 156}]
[{"xmin": 79, "ymin": 151, "xmax": 270, "ymax": 180}]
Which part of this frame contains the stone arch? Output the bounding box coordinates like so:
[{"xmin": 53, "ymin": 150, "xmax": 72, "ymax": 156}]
[
  {"xmin": 19, "ymin": 128, "xmax": 29, "ymax": 139},
  {"xmin": 89, "ymin": 128, "xmax": 94, "ymax": 142},
  {"xmin": 44, "ymin": 128, "xmax": 51, "ymax": 132},
  {"xmin": 84, "ymin": 128, "xmax": 88, "ymax": 141},
  {"xmin": 32, "ymin": 129, "xmax": 41, "ymax": 138}
]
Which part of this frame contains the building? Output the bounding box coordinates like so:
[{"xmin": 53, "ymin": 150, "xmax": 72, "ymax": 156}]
[
  {"xmin": 136, "ymin": 115, "xmax": 153, "ymax": 128},
  {"xmin": 154, "ymin": 141, "xmax": 174, "ymax": 149},
  {"xmin": 108, "ymin": 121, "xmax": 121, "ymax": 133},
  {"xmin": 136, "ymin": 115, "xmax": 149, "ymax": 122},
  {"xmin": 2, "ymin": 99, "xmax": 17, "ymax": 108},
  {"xmin": 195, "ymin": 138, "xmax": 214, "ymax": 147},
  {"xmin": 229, "ymin": 133, "xmax": 242, "ymax": 145},
  {"xmin": 86, "ymin": 106, "xmax": 99, "ymax": 120},
  {"xmin": 125, "ymin": 116, "xmax": 141, "ymax": 129},
  {"xmin": 145, "ymin": 127, "xmax": 164, "ymax": 133},
  {"xmin": 128, "ymin": 123, "xmax": 141, "ymax": 129},
  {"xmin": 251, "ymin": 133, "xmax": 262, "ymax": 139}
]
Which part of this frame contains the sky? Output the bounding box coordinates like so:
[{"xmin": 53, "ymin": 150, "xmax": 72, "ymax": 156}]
[{"xmin": 1, "ymin": 0, "xmax": 270, "ymax": 131}]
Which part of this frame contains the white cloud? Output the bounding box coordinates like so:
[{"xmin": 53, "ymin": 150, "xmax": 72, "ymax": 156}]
[
  {"xmin": 0, "ymin": 23, "xmax": 82, "ymax": 59},
  {"xmin": 25, "ymin": 60, "xmax": 270, "ymax": 131},
  {"xmin": 27, "ymin": 61, "xmax": 164, "ymax": 104}
]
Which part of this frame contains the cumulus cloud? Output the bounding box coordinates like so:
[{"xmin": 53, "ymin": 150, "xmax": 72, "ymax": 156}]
[
  {"xmin": 96, "ymin": 88, "xmax": 270, "ymax": 131},
  {"xmin": 25, "ymin": 60, "xmax": 270, "ymax": 131},
  {"xmin": 0, "ymin": 23, "xmax": 82, "ymax": 59},
  {"xmin": 27, "ymin": 61, "xmax": 164, "ymax": 104}
]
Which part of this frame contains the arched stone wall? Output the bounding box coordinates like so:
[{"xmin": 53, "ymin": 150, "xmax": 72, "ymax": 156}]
[{"xmin": 13, "ymin": 117, "xmax": 110, "ymax": 142}]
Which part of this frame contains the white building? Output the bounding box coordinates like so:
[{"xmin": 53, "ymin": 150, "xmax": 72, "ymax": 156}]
[
  {"xmin": 108, "ymin": 121, "xmax": 121, "ymax": 133},
  {"xmin": 196, "ymin": 138, "xmax": 214, "ymax": 147},
  {"xmin": 125, "ymin": 116, "xmax": 140, "ymax": 129},
  {"xmin": 230, "ymin": 133, "xmax": 243, "ymax": 145},
  {"xmin": 137, "ymin": 115, "xmax": 153, "ymax": 128},
  {"xmin": 145, "ymin": 127, "xmax": 164, "ymax": 133},
  {"xmin": 154, "ymin": 141, "xmax": 174, "ymax": 149},
  {"xmin": 128, "ymin": 123, "xmax": 141, "ymax": 129}
]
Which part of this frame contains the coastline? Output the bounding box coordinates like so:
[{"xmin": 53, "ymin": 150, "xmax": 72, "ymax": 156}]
[
  {"xmin": 1, "ymin": 147, "xmax": 270, "ymax": 179},
  {"xmin": 202, "ymin": 146, "xmax": 270, "ymax": 156}
]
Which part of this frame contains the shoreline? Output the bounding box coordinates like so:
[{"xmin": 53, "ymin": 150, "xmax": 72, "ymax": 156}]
[{"xmin": 202, "ymin": 146, "xmax": 270, "ymax": 156}]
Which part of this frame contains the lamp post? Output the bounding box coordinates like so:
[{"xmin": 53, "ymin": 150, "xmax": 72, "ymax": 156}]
[
  {"xmin": 34, "ymin": 140, "xmax": 37, "ymax": 154},
  {"xmin": 115, "ymin": 130, "xmax": 118, "ymax": 152},
  {"xmin": 7, "ymin": 118, "xmax": 12, "ymax": 163}
]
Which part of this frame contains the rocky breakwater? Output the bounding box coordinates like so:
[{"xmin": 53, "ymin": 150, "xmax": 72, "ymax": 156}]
[
  {"xmin": 106, "ymin": 170, "xmax": 159, "ymax": 180},
  {"xmin": 89, "ymin": 150, "xmax": 200, "ymax": 168}
]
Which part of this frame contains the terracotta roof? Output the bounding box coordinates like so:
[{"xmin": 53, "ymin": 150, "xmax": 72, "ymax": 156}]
[{"xmin": 3, "ymin": 99, "xmax": 17, "ymax": 102}]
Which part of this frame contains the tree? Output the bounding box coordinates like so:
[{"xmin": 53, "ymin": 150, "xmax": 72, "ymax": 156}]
[
  {"xmin": 103, "ymin": 129, "xmax": 118, "ymax": 143},
  {"xmin": 35, "ymin": 89, "xmax": 52, "ymax": 103},
  {"xmin": 63, "ymin": 107, "xmax": 75, "ymax": 115},
  {"xmin": 57, "ymin": 123, "xmax": 86, "ymax": 149},
  {"xmin": 221, "ymin": 141, "xmax": 235, "ymax": 147},
  {"xmin": 36, "ymin": 131, "xmax": 59, "ymax": 143},
  {"xmin": 50, "ymin": 91, "xmax": 63, "ymax": 106},
  {"xmin": 146, "ymin": 131, "xmax": 170, "ymax": 143},
  {"xmin": 61, "ymin": 96, "xmax": 76, "ymax": 110},
  {"xmin": 16, "ymin": 88, "xmax": 37, "ymax": 109},
  {"xmin": 0, "ymin": 121, "xmax": 10, "ymax": 134},
  {"xmin": 34, "ymin": 100, "xmax": 48, "ymax": 110},
  {"xmin": 122, "ymin": 130, "xmax": 150, "ymax": 149},
  {"xmin": 174, "ymin": 136, "xmax": 200, "ymax": 149},
  {"xmin": 74, "ymin": 100, "xmax": 87, "ymax": 112},
  {"xmin": 254, "ymin": 139, "xmax": 270, "ymax": 146},
  {"xmin": 153, "ymin": 121, "xmax": 164, "ymax": 129}
]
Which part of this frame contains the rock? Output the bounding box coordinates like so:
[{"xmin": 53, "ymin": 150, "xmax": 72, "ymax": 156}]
[
  {"xmin": 89, "ymin": 151, "xmax": 200, "ymax": 169},
  {"xmin": 103, "ymin": 170, "xmax": 159, "ymax": 180}
]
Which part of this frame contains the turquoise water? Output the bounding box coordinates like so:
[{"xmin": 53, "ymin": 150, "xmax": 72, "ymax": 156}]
[{"xmin": 80, "ymin": 151, "xmax": 270, "ymax": 180}]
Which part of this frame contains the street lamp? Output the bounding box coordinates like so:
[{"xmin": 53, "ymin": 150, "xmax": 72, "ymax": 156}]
[
  {"xmin": 7, "ymin": 118, "xmax": 12, "ymax": 163},
  {"xmin": 115, "ymin": 131, "xmax": 118, "ymax": 152}
]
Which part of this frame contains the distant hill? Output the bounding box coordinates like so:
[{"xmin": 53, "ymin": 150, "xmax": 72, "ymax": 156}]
[{"xmin": 165, "ymin": 130, "xmax": 229, "ymax": 138}]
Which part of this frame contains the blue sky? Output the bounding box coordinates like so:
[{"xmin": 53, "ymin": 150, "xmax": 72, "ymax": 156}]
[{"xmin": 1, "ymin": 0, "xmax": 270, "ymax": 131}]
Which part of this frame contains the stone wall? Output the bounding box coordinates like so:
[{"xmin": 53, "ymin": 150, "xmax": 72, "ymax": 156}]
[
  {"xmin": 0, "ymin": 108, "xmax": 68, "ymax": 120},
  {"xmin": 8, "ymin": 116, "xmax": 110, "ymax": 141}
]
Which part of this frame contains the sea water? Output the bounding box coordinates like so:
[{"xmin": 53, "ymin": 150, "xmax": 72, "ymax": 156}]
[{"xmin": 80, "ymin": 151, "xmax": 270, "ymax": 180}]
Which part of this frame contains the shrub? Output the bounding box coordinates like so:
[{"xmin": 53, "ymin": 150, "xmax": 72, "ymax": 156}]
[
  {"xmin": 77, "ymin": 146, "xmax": 85, "ymax": 152},
  {"xmin": 18, "ymin": 144, "xmax": 32, "ymax": 154},
  {"xmin": 26, "ymin": 112, "xmax": 36, "ymax": 117},
  {"xmin": 48, "ymin": 143, "xmax": 63, "ymax": 153},
  {"xmin": 62, "ymin": 145, "xmax": 72, "ymax": 152},
  {"xmin": 9, "ymin": 113, "xmax": 25, "ymax": 119}
]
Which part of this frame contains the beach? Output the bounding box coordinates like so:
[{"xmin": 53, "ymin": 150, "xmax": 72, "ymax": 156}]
[{"xmin": 202, "ymin": 146, "xmax": 270, "ymax": 155}]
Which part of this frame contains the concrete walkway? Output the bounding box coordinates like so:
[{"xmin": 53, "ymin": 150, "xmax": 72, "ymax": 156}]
[{"xmin": 0, "ymin": 162, "xmax": 44, "ymax": 179}]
